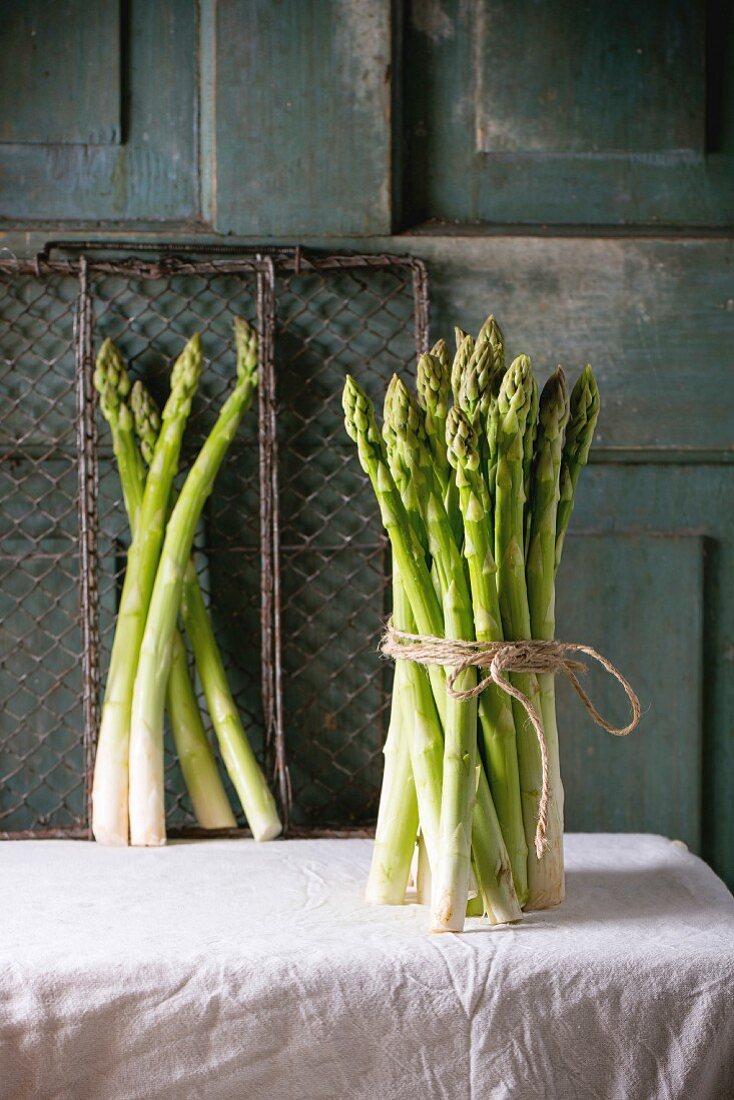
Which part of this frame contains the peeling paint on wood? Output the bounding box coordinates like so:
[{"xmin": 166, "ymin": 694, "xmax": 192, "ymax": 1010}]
[
  {"xmin": 411, "ymin": 0, "xmax": 455, "ymax": 42},
  {"xmin": 404, "ymin": 0, "xmax": 733, "ymax": 225},
  {"xmin": 0, "ymin": 0, "xmax": 121, "ymax": 146},
  {"xmin": 0, "ymin": 0, "xmax": 198, "ymax": 222},
  {"xmin": 394, "ymin": 234, "xmax": 734, "ymax": 453},
  {"xmin": 210, "ymin": 0, "xmax": 392, "ymax": 236}
]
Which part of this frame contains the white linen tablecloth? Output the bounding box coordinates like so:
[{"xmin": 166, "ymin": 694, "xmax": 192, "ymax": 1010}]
[{"xmin": 1, "ymin": 834, "xmax": 732, "ymax": 1100}]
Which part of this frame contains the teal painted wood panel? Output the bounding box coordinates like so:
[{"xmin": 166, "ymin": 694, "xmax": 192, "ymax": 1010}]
[
  {"xmin": 394, "ymin": 234, "xmax": 734, "ymax": 453},
  {"xmin": 474, "ymin": 1, "xmax": 703, "ymax": 155},
  {"xmin": 404, "ymin": 0, "xmax": 734, "ymax": 225},
  {"xmin": 0, "ymin": 0, "xmax": 198, "ymax": 222},
  {"xmin": 206, "ymin": 0, "xmax": 393, "ymax": 235},
  {"xmin": 0, "ymin": 0, "xmax": 121, "ymax": 145},
  {"xmin": 556, "ymin": 534, "xmax": 703, "ymax": 848},
  {"xmin": 566, "ymin": 465, "xmax": 734, "ymax": 892}
]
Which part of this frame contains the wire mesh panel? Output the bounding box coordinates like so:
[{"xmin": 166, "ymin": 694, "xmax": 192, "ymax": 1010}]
[
  {"xmin": 272, "ymin": 256, "xmax": 428, "ymax": 830},
  {"xmin": 0, "ymin": 248, "xmax": 428, "ymax": 838},
  {"xmin": 88, "ymin": 260, "xmax": 271, "ymax": 832},
  {"xmin": 0, "ymin": 265, "xmax": 86, "ymax": 835}
]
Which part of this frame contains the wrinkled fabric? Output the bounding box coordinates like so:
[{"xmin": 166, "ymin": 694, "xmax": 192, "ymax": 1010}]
[{"xmin": 0, "ymin": 834, "xmax": 732, "ymax": 1100}]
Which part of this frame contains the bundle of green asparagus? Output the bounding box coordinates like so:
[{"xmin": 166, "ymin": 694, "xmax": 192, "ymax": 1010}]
[
  {"xmin": 91, "ymin": 319, "xmax": 281, "ymax": 847},
  {"xmin": 343, "ymin": 315, "xmax": 600, "ymax": 931}
]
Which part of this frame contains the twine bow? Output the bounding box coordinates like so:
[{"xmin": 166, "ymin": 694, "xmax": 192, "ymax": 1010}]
[{"xmin": 380, "ymin": 623, "xmax": 641, "ymax": 859}]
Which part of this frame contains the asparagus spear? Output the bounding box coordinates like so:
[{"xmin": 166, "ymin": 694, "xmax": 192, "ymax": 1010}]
[
  {"xmin": 94, "ymin": 340, "xmax": 144, "ymax": 520},
  {"xmin": 485, "ymin": 320, "xmax": 507, "ymax": 507},
  {"xmin": 555, "ymin": 365, "xmax": 600, "ymax": 571},
  {"xmin": 179, "ymin": 567, "xmax": 282, "ymax": 843},
  {"xmin": 457, "ymin": 340, "xmax": 492, "ymax": 427},
  {"xmin": 92, "ymin": 333, "xmax": 203, "ymax": 845},
  {"xmin": 476, "ymin": 314, "xmax": 504, "ymax": 360},
  {"xmin": 381, "ymin": 391, "xmax": 445, "ymax": 891},
  {"xmin": 429, "ymin": 338, "xmax": 450, "ymax": 376},
  {"xmin": 128, "ymin": 320, "xmax": 281, "ymax": 846},
  {"xmin": 362, "ymin": 380, "xmax": 440, "ymax": 903},
  {"xmin": 384, "ymin": 393, "xmax": 494, "ymax": 918},
  {"xmin": 525, "ymin": 369, "xmax": 571, "ymax": 908},
  {"xmin": 522, "ymin": 373, "xmax": 540, "ymax": 558},
  {"xmin": 135, "ymin": 380, "xmax": 278, "ymax": 835},
  {"xmin": 416, "ymin": 352, "xmax": 451, "ymax": 487},
  {"xmin": 386, "ymin": 377, "xmax": 521, "ymax": 928},
  {"xmin": 386, "ymin": 377, "xmax": 478, "ymax": 928},
  {"xmin": 365, "ymin": 592, "xmax": 419, "ymax": 905},
  {"xmin": 415, "ymin": 351, "xmax": 462, "ymax": 541},
  {"xmin": 450, "ymin": 334, "xmax": 474, "ymax": 403},
  {"xmin": 453, "ymin": 326, "xmax": 470, "ymax": 353},
  {"xmin": 94, "ymin": 347, "xmax": 235, "ymax": 831},
  {"xmin": 495, "ymin": 354, "xmax": 563, "ymax": 908},
  {"xmin": 446, "ymin": 406, "xmax": 528, "ymax": 904},
  {"xmin": 391, "ymin": 578, "xmax": 444, "ymax": 888}
]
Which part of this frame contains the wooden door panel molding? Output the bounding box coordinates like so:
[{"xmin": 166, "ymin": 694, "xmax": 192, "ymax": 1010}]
[
  {"xmin": 557, "ymin": 532, "xmax": 703, "ymax": 848},
  {"xmin": 565, "ymin": 466, "xmax": 734, "ymax": 890},
  {"xmin": 473, "ymin": 0, "xmax": 704, "ymax": 157},
  {"xmin": 0, "ymin": 0, "xmax": 121, "ymax": 146},
  {"xmin": 0, "ymin": 0, "xmax": 198, "ymax": 223},
  {"xmin": 205, "ymin": 0, "xmax": 393, "ymax": 236},
  {"xmin": 404, "ymin": 0, "xmax": 733, "ymax": 225},
  {"xmin": 399, "ymin": 234, "xmax": 734, "ymax": 453}
]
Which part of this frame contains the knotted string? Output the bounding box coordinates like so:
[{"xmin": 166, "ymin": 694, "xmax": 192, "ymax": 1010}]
[{"xmin": 380, "ymin": 623, "xmax": 641, "ymax": 859}]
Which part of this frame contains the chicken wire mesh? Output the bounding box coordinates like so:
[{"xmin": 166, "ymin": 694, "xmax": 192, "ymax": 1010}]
[
  {"xmin": 0, "ymin": 247, "xmax": 428, "ymax": 838},
  {"xmin": 271, "ymin": 255, "xmax": 428, "ymax": 831},
  {"xmin": 0, "ymin": 265, "xmax": 85, "ymax": 835}
]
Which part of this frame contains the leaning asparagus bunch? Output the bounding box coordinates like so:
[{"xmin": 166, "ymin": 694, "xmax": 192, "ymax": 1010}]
[
  {"xmin": 342, "ymin": 315, "xmax": 599, "ymax": 930},
  {"xmin": 91, "ymin": 320, "xmax": 281, "ymax": 847}
]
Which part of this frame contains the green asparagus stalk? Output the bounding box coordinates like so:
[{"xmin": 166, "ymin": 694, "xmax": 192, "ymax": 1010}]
[
  {"xmin": 416, "ymin": 351, "xmax": 461, "ymax": 539},
  {"xmin": 446, "ymin": 406, "xmax": 528, "ymax": 904},
  {"xmin": 416, "ymin": 352, "xmax": 451, "ymax": 487},
  {"xmin": 365, "ymin": 590, "xmax": 419, "ymax": 904},
  {"xmin": 128, "ymin": 319, "xmax": 280, "ymax": 846},
  {"xmin": 391, "ymin": 575, "xmax": 444, "ymax": 888},
  {"xmin": 385, "ymin": 381, "xmax": 520, "ymax": 924},
  {"xmin": 94, "ymin": 349, "xmax": 235, "ymax": 831},
  {"xmin": 485, "ymin": 321, "xmax": 507, "ymax": 507},
  {"xmin": 386, "ymin": 377, "xmax": 521, "ymax": 928},
  {"xmin": 369, "ymin": 383, "xmax": 438, "ymax": 901},
  {"xmin": 415, "ymin": 829, "xmax": 432, "ymax": 905},
  {"xmin": 555, "ymin": 365, "xmax": 600, "ymax": 571},
  {"xmin": 381, "ymin": 394, "xmax": 445, "ymax": 888},
  {"xmin": 450, "ymin": 334, "xmax": 474, "ymax": 403},
  {"xmin": 476, "ymin": 314, "xmax": 504, "ymax": 361},
  {"xmin": 457, "ymin": 340, "xmax": 492, "ymax": 427},
  {"xmin": 134, "ymin": 380, "xmax": 268, "ymax": 833},
  {"xmin": 494, "ymin": 354, "xmax": 561, "ymax": 908},
  {"xmin": 384, "ymin": 398, "xmax": 487, "ymax": 918},
  {"xmin": 179, "ymin": 566, "xmax": 282, "ymax": 843},
  {"xmin": 525, "ymin": 368, "xmax": 571, "ymax": 908},
  {"xmin": 345, "ymin": 379, "xmax": 467, "ymax": 921},
  {"xmin": 523, "ymin": 373, "xmax": 539, "ymax": 557},
  {"xmin": 387, "ymin": 377, "xmax": 478, "ymax": 929},
  {"xmin": 94, "ymin": 340, "xmax": 144, "ymax": 520},
  {"xmin": 384, "ymin": 377, "xmax": 431, "ymax": 558},
  {"xmin": 92, "ymin": 333, "xmax": 203, "ymax": 845},
  {"xmin": 165, "ymin": 634, "xmax": 239, "ymax": 829},
  {"xmin": 453, "ymin": 326, "xmax": 470, "ymax": 353},
  {"xmin": 429, "ymin": 338, "xmax": 450, "ymax": 376}
]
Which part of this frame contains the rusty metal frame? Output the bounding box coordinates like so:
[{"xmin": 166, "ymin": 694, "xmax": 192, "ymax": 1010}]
[{"xmin": 0, "ymin": 243, "xmax": 430, "ymax": 840}]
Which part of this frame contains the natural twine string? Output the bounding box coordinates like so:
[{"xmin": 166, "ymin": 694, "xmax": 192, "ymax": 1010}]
[{"xmin": 380, "ymin": 623, "xmax": 641, "ymax": 859}]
